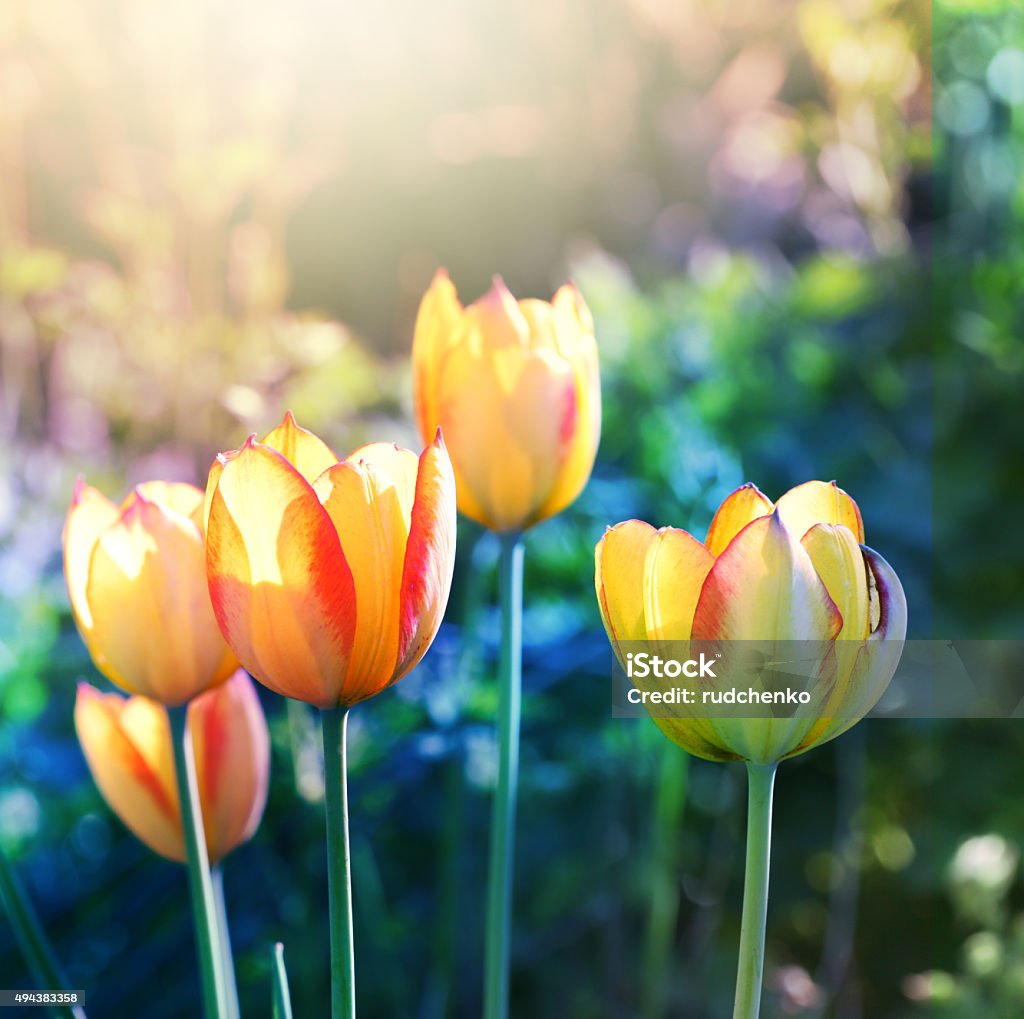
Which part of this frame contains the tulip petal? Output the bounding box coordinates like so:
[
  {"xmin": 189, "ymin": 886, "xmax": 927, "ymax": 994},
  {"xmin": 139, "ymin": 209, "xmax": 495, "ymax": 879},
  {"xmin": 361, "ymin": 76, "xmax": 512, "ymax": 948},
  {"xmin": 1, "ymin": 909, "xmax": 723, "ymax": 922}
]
[
  {"xmin": 440, "ymin": 342, "xmax": 578, "ymax": 530},
  {"xmin": 206, "ymin": 439, "xmax": 356, "ymax": 707},
  {"xmin": 704, "ymin": 483, "xmax": 774, "ymax": 557},
  {"xmin": 133, "ymin": 481, "xmax": 204, "ymax": 525},
  {"xmin": 393, "ymin": 431, "xmax": 458, "ymax": 682},
  {"xmin": 261, "ymin": 411, "xmax": 339, "ymax": 485},
  {"xmin": 64, "ymin": 480, "xmax": 119, "ymax": 634},
  {"xmin": 465, "ymin": 276, "xmax": 530, "ymax": 349},
  {"xmin": 203, "ymin": 453, "xmax": 228, "ymax": 535},
  {"xmin": 529, "ymin": 331, "xmax": 601, "ymax": 526},
  {"xmin": 412, "ymin": 269, "xmax": 464, "ymax": 445},
  {"xmin": 85, "ymin": 491, "xmax": 229, "ymax": 704},
  {"xmin": 642, "ymin": 527, "xmax": 714, "ymax": 641},
  {"xmin": 784, "ymin": 545, "xmax": 907, "ymax": 758},
  {"xmin": 342, "ymin": 442, "xmax": 419, "ymax": 520},
  {"xmin": 692, "ymin": 511, "xmax": 842, "ymax": 643},
  {"xmin": 774, "ymin": 480, "xmax": 865, "ymax": 544},
  {"xmin": 313, "ymin": 456, "xmax": 409, "ymax": 704},
  {"xmin": 595, "ymin": 520, "xmax": 658, "ymax": 652},
  {"xmin": 192, "ymin": 670, "xmax": 269, "ymax": 862},
  {"xmin": 550, "ymin": 283, "xmax": 595, "ymax": 358},
  {"xmin": 75, "ymin": 684, "xmax": 184, "ymax": 863},
  {"xmin": 801, "ymin": 523, "xmax": 870, "ymax": 641},
  {"xmin": 639, "ymin": 528, "xmax": 734, "ymax": 762}
]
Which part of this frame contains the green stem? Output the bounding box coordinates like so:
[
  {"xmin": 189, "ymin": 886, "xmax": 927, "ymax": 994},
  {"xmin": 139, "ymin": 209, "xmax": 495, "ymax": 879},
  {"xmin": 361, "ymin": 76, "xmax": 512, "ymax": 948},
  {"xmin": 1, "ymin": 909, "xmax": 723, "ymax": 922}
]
[
  {"xmin": 0, "ymin": 845, "xmax": 86, "ymax": 1019},
  {"xmin": 321, "ymin": 706, "xmax": 356, "ymax": 1019},
  {"xmin": 211, "ymin": 866, "xmax": 240, "ymax": 1019},
  {"xmin": 271, "ymin": 942, "xmax": 294, "ymax": 1019},
  {"xmin": 168, "ymin": 705, "xmax": 227, "ymax": 1019},
  {"xmin": 642, "ymin": 745, "xmax": 689, "ymax": 1019},
  {"xmin": 483, "ymin": 532, "xmax": 524, "ymax": 1019},
  {"xmin": 732, "ymin": 762, "xmax": 778, "ymax": 1019}
]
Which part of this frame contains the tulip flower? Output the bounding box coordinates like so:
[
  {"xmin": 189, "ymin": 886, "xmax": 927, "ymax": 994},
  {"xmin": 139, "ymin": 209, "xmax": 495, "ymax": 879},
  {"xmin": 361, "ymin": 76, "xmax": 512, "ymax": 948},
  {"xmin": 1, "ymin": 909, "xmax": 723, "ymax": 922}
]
[
  {"xmin": 204, "ymin": 411, "xmax": 456, "ymax": 1019},
  {"xmin": 595, "ymin": 479, "xmax": 906, "ymax": 763},
  {"xmin": 74, "ymin": 669, "xmax": 269, "ymax": 864},
  {"xmin": 204, "ymin": 411, "xmax": 457, "ymax": 709},
  {"xmin": 64, "ymin": 480, "xmax": 237, "ymax": 706},
  {"xmin": 412, "ymin": 270, "xmax": 601, "ymax": 533},
  {"xmin": 595, "ymin": 480, "xmax": 906, "ymax": 1019}
]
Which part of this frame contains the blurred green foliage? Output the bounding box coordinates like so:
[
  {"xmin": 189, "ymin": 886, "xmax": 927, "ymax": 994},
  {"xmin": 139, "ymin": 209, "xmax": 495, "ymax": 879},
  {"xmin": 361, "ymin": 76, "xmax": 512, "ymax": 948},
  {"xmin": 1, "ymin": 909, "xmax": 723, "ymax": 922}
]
[{"xmin": 0, "ymin": 0, "xmax": 1022, "ymax": 1018}]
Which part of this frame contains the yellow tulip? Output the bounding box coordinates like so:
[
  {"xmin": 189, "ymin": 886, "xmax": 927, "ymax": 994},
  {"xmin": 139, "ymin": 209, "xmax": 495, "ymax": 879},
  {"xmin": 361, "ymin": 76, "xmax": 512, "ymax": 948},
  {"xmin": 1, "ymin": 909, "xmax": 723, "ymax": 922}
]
[
  {"xmin": 412, "ymin": 270, "xmax": 601, "ymax": 532},
  {"xmin": 203, "ymin": 412, "xmax": 457, "ymax": 708},
  {"xmin": 64, "ymin": 480, "xmax": 238, "ymax": 706},
  {"xmin": 74, "ymin": 669, "xmax": 269, "ymax": 864},
  {"xmin": 595, "ymin": 480, "xmax": 907, "ymax": 763}
]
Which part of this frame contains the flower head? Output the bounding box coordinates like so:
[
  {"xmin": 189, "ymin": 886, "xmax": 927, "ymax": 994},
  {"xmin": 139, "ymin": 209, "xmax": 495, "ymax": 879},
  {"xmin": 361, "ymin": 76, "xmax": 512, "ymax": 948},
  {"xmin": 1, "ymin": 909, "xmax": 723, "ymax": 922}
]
[
  {"xmin": 75, "ymin": 669, "xmax": 269, "ymax": 863},
  {"xmin": 64, "ymin": 480, "xmax": 238, "ymax": 705},
  {"xmin": 595, "ymin": 481, "xmax": 907, "ymax": 763},
  {"xmin": 412, "ymin": 271, "xmax": 601, "ymax": 532},
  {"xmin": 204, "ymin": 412, "xmax": 457, "ymax": 708}
]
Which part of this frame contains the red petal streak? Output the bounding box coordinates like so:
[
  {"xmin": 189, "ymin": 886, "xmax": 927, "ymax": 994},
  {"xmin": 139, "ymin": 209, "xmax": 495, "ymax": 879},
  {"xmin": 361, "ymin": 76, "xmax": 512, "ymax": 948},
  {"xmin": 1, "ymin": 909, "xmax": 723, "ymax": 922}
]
[{"xmin": 393, "ymin": 430, "xmax": 457, "ymax": 682}]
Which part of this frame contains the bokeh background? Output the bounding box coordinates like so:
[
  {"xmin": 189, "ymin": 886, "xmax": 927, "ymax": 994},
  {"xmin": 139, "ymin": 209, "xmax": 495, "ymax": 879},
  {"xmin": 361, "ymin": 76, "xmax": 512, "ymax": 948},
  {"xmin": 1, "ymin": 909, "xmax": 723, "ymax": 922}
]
[{"xmin": 1, "ymin": 0, "xmax": 1022, "ymax": 1016}]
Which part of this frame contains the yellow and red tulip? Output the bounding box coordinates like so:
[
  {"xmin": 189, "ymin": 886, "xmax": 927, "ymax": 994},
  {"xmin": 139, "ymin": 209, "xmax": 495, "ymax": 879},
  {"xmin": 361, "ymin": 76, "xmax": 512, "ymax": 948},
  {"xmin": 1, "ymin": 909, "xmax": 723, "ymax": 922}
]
[
  {"xmin": 595, "ymin": 480, "xmax": 907, "ymax": 763},
  {"xmin": 412, "ymin": 270, "xmax": 601, "ymax": 533},
  {"xmin": 74, "ymin": 669, "xmax": 269, "ymax": 864},
  {"xmin": 203, "ymin": 412, "xmax": 457, "ymax": 708},
  {"xmin": 64, "ymin": 480, "xmax": 238, "ymax": 706}
]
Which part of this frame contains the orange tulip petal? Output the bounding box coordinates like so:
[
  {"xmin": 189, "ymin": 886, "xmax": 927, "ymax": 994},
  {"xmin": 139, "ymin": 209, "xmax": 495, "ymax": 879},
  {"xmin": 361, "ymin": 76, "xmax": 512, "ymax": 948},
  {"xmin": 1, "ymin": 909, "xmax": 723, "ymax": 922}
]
[
  {"xmin": 595, "ymin": 520, "xmax": 659, "ymax": 650},
  {"xmin": 642, "ymin": 527, "xmax": 715, "ymax": 640},
  {"xmin": 203, "ymin": 453, "xmax": 227, "ymax": 535},
  {"xmin": 412, "ymin": 268, "xmax": 463, "ymax": 444},
  {"xmin": 439, "ymin": 344, "xmax": 577, "ymax": 530},
  {"xmin": 63, "ymin": 480, "xmax": 119, "ymax": 634},
  {"xmin": 704, "ymin": 483, "xmax": 774, "ymax": 558},
  {"xmin": 529, "ymin": 336, "xmax": 600, "ymax": 526},
  {"xmin": 393, "ymin": 431, "xmax": 458, "ymax": 682},
  {"xmin": 206, "ymin": 439, "xmax": 356, "ymax": 707},
  {"xmin": 75, "ymin": 684, "xmax": 184, "ymax": 862},
  {"xmin": 313, "ymin": 456, "xmax": 409, "ymax": 703},
  {"xmin": 192, "ymin": 669, "xmax": 269, "ymax": 862},
  {"xmin": 774, "ymin": 480, "xmax": 865, "ymax": 544},
  {"xmin": 84, "ymin": 491, "xmax": 227, "ymax": 704},
  {"xmin": 692, "ymin": 511, "xmax": 842, "ymax": 642},
  {"xmin": 260, "ymin": 410, "xmax": 339, "ymax": 485},
  {"xmin": 465, "ymin": 275, "xmax": 530, "ymax": 349}
]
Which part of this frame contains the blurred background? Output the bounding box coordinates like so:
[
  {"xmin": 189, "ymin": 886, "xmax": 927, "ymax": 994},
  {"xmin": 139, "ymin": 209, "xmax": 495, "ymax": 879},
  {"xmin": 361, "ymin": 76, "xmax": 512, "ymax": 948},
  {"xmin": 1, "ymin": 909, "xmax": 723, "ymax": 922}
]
[{"xmin": 1, "ymin": 0, "xmax": 1022, "ymax": 1015}]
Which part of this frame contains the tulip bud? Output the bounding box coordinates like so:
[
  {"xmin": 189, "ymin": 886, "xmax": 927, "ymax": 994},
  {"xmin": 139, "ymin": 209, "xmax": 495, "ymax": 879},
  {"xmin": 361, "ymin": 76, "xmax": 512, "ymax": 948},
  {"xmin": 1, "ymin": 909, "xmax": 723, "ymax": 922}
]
[
  {"xmin": 595, "ymin": 481, "xmax": 907, "ymax": 763},
  {"xmin": 204, "ymin": 412, "xmax": 457, "ymax": 708},
  {"xmin": 63, "ymin": 480, "xmax": 238, "ymax": 705},
  {"xmin": 412, "ymin": 270, "xmax": 601, "ymax": 532},
  {"xmin": 74, "ymin": 670, "xmax": 269, "ymax": 863}
]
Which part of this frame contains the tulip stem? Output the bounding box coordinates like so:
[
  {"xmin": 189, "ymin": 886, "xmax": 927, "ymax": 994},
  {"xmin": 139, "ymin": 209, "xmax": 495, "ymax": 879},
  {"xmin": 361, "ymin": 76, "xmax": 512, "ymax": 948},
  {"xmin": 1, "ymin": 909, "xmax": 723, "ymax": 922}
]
[
  {"xmin": 732, "ymin": 762, "xmax": 778, "ymax": 1019},
  {"xmin": 483, "ymin": 532, "xmax": 525, "ymax": 1019},
  {"xmin": 169, "ymin": 706, "xmax": 228, "ymax": 1019},
  {"xmin": 211, "ymin": 866, "xmax": 240, "ymax": 1019},
  {"xmin": 321, "ymin": 706, "xmax": 356, "ymax": 1019}
]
